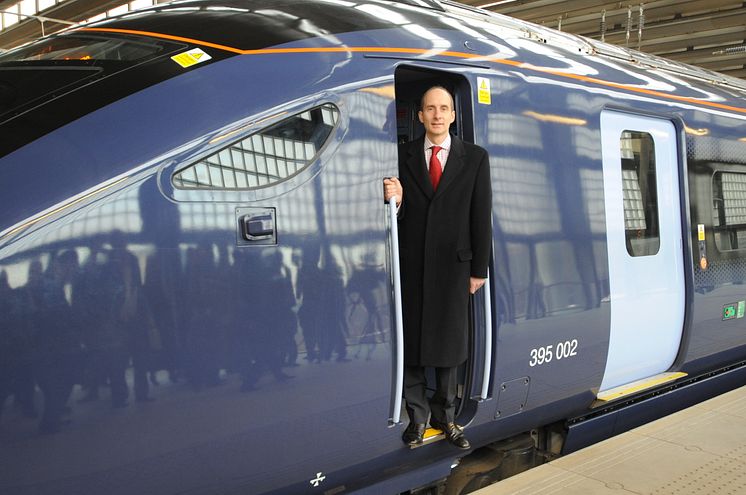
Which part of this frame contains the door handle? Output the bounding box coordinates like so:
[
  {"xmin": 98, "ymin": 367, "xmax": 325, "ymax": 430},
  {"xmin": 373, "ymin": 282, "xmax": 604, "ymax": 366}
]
[
  {"xmin": 240, "ymin": 211, "xmax": 275, "ymax": 241},
  {"xmin": 387, "ymin": 195, "xmax": 405, "ymax": 426}
]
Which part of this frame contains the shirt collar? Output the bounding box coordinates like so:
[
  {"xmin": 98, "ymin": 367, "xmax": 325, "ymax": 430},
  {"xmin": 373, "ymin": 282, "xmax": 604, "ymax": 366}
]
[{"xmin": 424, "ymin": 134, "xmax": 451, "ymax": 151}]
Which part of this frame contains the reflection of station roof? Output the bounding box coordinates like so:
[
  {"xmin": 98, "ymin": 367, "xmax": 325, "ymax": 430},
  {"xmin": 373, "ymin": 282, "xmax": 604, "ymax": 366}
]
[{"xmin": 0, "ymin": 0, "xmax": 744, "ymax": 84}]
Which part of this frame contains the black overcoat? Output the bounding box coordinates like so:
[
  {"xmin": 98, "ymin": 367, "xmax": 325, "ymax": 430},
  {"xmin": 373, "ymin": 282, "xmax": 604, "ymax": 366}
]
[{"xmin": 398, "ymin": 135, "xmax": 492, "ymax": 368}]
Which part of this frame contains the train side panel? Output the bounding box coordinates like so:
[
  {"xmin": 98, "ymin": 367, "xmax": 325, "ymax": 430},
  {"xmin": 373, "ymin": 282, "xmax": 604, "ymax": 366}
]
[{"xmin": 0, "ymin": 50, "xmax": 414, "ymax": 494}]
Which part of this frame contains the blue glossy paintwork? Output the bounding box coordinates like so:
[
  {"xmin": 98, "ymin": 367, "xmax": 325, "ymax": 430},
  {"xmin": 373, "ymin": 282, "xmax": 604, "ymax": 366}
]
[{"xmin": 1, "ymin": 1, "xmax": 745, "ymax": 493}]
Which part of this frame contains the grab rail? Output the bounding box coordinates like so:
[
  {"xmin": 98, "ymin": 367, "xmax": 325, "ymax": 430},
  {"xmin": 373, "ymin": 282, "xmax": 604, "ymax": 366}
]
[
  {"xmin": 480, "ymin": 276, "xmax": 492, "ymax": 400},
  {"xmin": 387, "ymin": 196, "xmax": 405, "ymax": 425}
]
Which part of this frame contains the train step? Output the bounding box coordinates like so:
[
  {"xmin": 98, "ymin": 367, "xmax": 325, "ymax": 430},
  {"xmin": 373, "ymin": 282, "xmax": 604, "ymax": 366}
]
[{"xmin": 594, "ymin": 371, "xmax": 688, "ymax": 406}]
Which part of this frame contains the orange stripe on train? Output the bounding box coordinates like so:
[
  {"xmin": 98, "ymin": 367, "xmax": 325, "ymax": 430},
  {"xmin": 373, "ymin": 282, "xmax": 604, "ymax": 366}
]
[{"xmin": 78, "ymin": 27, "xmax": 746, "ymax": 115}]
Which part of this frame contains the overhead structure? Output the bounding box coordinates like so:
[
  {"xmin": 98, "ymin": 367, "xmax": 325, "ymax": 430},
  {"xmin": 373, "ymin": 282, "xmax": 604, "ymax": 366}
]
[
  {"xmin": 0, "ymin": 0, "xmax": 166, "ymax": 50},
  {"xmin": 459, "ymin": 0, "xmax": 746, "ymax": 80}
]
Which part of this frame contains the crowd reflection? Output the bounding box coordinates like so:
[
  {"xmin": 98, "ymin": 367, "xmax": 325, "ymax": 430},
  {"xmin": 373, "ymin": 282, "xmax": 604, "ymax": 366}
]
[
  {"xmin": 237, "ymin": 248, "xmax": 296, "ymax": 391},
  {"xmin": 0, "ymin": 235, "xmax": 389, "ymax": 435},
  {"xmin": 296, "ymin": 249, "xmax": 350, "ymax": 364}
]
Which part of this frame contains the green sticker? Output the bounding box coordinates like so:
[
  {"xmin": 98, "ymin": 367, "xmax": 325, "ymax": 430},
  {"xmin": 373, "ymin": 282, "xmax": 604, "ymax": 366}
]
[
  {"xmin": 723, "ymin": 303, "xmax": 737, "ymax": 320},
  {"xmin": 738, "ymin": 301, "xmax": 745, "ymax": 319}
]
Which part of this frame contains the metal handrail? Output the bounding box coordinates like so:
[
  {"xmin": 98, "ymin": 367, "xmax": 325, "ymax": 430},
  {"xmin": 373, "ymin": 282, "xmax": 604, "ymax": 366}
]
[
  {"xmin": 388, "ymin": 196, "xmax": 405, "ymax": 425},
  {"xmin": 480, "ymin": 276, "xmax": 492, "ymax": 400}
]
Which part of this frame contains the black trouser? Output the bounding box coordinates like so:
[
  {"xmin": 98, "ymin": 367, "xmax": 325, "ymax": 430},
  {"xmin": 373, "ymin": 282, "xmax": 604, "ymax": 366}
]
[
  {"xmin": 82, "ymin": 348, "xmax": 129, "ymax": 406},
  {"xmin": 0, "ymin": 359, "xmax": 36, "ymax": 417},
  {"xmin": 36, "ymin": 354, "xmax": 76, "ymax": 433},
  {"xmin": 403, "ymin": 365, "xmax": 458, "ymax": 425},
  {"xmin": 131, "ymin": 349, "xmax": 151, "ymax": 401}
]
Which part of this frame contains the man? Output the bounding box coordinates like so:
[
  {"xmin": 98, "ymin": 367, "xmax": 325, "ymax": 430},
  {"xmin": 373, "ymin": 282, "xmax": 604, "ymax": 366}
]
[{"xmin": 384, "ymin": 86, "xmax": 492, "ymax": 450}]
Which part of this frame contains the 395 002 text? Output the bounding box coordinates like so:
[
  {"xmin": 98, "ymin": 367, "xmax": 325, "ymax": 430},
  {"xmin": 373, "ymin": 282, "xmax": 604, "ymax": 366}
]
[{"xmin": 529, "ymin": 339, "xmax": 578, "ymax": 367}]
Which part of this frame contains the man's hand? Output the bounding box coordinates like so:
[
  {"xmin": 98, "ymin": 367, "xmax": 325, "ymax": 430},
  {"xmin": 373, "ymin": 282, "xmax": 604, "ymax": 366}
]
[
  {"xmin": 469, "ymin": 277, "xmax": 486, "ymax": 294},
  {"xmin": 384, "ymin": 177, "xmax": 403, "ymax": 206}
]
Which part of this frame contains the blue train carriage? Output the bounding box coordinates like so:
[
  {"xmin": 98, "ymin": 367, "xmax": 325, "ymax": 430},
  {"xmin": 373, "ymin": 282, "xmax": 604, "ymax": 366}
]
[{"xmin": 0, "ymin": 0, "xmax": 745, "ymax": 493}]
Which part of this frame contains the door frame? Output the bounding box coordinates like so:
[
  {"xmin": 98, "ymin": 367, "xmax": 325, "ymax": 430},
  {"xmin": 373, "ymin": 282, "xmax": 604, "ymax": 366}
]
[{"xmin": 392, "ymin": 64, "xmax": 490, "ymax": 424}]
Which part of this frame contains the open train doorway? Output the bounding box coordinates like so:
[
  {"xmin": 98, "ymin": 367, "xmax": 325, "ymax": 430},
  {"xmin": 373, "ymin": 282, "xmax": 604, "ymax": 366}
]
[
  {"xmin": 393, "ymin": 65, "xmax": 481, "ymax": 434},
  {"xmin": 394, "ymin": 67, "xmax": 474, "ymax": 144}
]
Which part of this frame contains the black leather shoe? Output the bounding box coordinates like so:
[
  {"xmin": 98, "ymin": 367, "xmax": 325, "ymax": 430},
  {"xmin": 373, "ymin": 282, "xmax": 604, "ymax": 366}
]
[
  {"xmin": 431, "ymin": 421, "xmax": 470, "ymax": 450},
  {"xmin": 402, "ymin": 422, "xmax": 426, "ymax": 446}
]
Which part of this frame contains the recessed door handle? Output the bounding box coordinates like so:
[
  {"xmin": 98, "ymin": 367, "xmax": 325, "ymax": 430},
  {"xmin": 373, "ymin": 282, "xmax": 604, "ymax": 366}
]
[{"xmin": 241, "ymin": 213, "xmax": 274, "ymax": 241}]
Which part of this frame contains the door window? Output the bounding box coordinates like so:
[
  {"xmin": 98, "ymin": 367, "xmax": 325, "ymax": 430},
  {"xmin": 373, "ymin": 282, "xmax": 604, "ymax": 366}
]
[{"xmin": 620, "ymin": 130, "xmax": 660, "ymax": 257}]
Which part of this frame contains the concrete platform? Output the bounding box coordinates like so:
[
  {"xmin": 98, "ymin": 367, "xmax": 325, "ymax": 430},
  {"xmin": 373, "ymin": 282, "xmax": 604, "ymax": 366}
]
[{"xmin": 476, "ymin": 385, "xmax": 746, "ymax": 495}]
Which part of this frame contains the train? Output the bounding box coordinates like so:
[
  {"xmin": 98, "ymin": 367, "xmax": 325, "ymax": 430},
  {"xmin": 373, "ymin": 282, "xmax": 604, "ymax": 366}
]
[{"xmin": 1, "ymin": 0, "xmax": 746, "ymax": 493}]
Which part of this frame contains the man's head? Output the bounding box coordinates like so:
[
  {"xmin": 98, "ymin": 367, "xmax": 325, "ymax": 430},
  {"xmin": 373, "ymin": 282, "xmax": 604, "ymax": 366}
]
[{"xmin": 418, "ymin": 86, "xmax": 455, "ymax": 144}]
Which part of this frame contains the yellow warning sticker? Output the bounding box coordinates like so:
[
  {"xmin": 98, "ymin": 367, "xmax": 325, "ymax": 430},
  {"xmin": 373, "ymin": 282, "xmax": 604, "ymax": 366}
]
[
  {"xmin": 171, "ymin": 48, "xmax": 212, "ymax": 68},
  {"xmin": 698, "ymin": 224, "xmax": 705, "ymax": 241},
  {"xmin": 477, "ymin": 77, "xmax": 491, "ymax": 105}
]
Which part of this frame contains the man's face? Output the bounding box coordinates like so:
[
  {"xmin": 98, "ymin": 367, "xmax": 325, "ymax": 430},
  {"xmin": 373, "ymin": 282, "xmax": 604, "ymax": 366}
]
[{"xmin": 418, "ymin": 88, "xmax": 455, "ymax": 143}]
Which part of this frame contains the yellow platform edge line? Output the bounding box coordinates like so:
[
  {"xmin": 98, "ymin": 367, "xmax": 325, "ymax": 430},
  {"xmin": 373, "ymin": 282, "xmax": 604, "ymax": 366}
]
[{"xmin": 597, "ymin": 371, "xmax": 688, "ymax": 402}]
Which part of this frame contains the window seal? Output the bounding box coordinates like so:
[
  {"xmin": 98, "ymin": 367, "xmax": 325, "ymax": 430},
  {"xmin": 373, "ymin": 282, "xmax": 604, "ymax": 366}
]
[{"xmin": 158, "ymin": 95, "xmax": 345, "ymax": 204}]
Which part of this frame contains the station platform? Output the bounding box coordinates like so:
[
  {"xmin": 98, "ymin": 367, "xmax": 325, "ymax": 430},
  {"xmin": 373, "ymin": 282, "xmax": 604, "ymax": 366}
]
[{"xmin": 476, "ymin": 384, "xmax": 746, "ymax": 495}]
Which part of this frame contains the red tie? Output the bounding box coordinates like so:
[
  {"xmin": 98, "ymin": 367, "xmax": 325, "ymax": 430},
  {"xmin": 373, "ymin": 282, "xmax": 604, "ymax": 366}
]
[{"xmin": 429, "ymin": 145, "xmax": 442, "ymax": 190}]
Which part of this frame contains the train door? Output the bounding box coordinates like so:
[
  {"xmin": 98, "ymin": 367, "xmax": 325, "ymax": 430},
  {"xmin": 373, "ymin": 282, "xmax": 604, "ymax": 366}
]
[
  {"xmin": 393, "ymin": 65, "xmax": 490, "ymax": 430},
  {"xmin": 599, "ymin": 110, "xmax": 685, "ymax": 392}
]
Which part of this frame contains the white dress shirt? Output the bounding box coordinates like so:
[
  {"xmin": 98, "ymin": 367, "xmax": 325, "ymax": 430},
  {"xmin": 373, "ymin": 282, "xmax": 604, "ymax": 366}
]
[
  {"xmin": 424, "ymin": 134, "xmax": 452, "ymax": 173},
  {"xmin": 394, "ymin": 135, "xmax": 452, "ymax": 212}
]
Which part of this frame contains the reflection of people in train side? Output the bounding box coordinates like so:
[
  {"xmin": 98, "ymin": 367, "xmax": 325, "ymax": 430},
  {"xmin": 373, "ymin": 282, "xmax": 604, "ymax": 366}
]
[
  {"xmin": 76, "ymin": 243, "xmax": 108, "ymax": 403},
  {"xmin": 272, "ymin": 251, "xmax": 299, "ymax": 368},
  {"xmin": 232, "ymin": 248, "xmax": 259, "ymax": 391},
  {"xmin": 110, "ymin": 232, "xmax": 156, "ymax": 403},
  {"xmin": 183, "ymin": 245, "xmax": 222, "ymax": 390},
  {"xmin": 0, "ymin": 270, "xmax": 13, "ymax": 416},
  {"xmin": 26, "ymin": 259, "xmax": 45, "ymax": 311},
  {"xmin": 77, "ymin": 245, "xmax": 129, "ymax": 408},
  {"xmin": 35, "ymin": 251, "xmax": 82, "ymax": 433},
  {"xmin": 318, "ymin": 258, "xmax": 349, "ymax": 362},
  {"xmin": 212, "ymin": 244, "xmax": 233, "ymax": 374},
  {"xmin": 0, "ymin": 269, "xmax": 37, "ymax": 419},
  {"xmin": 296, "ymin": 249, "xmax": 323, "ymax": 363},
  {"xmin": 143, "ymin": 249, "xmax": 184, "ymax": 385},
  {"xmin": 239, "ymin": 250, "xmax": 294, "ymax": 391},
  {"xmin": 0, "ymin": 269, "xmax": 38, "ymax": 418},
  {"xmin": 274, "ymin": 253, "xmax": 299, "ymax": 368},
  {"xmin": 347, "ymin": 255, "xmax": 385, "ymax": 360},
  {"xmin": 138, "ymin": 179, "xmax": 184, "ymax": 385},
  {"xmin": 297, "ymin": 251, "xmax": 349, "ymax": 363}
]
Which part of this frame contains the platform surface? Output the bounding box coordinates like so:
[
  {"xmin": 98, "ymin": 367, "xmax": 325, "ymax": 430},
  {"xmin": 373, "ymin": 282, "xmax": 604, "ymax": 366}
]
[{"xmin": 476, "ymin": 385, "xmax": 746, "ymax": 495}]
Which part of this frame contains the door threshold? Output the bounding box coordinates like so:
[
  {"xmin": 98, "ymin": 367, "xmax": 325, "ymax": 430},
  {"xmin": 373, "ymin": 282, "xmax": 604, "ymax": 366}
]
[
  {"xmin": 410, "ymin": 427, "xmax": 445, "ymax": 448},
  {"xmin": 594, "ymin": 371, "xmax": 688, "ymax": 406}
]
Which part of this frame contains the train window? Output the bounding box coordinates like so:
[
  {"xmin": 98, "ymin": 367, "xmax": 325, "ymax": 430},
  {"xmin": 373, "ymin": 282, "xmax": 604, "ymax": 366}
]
[
  {"xmin": 0, "ymin": 35, "xmax": 167, "ymax": 63},
  {"xmin": 172, "ymin": 104, "xmax": 339, "ymax": 190},
  {"xmin": 712, "ymin": 171, "xmax": 746, "ymax": 251},
  {"xmin": 0, "ymin": 35, "xmax": 183, "ymax": 124},
  {"xmin": 620, "ymin": 131, "xmax": 660, "ymax": 257}
]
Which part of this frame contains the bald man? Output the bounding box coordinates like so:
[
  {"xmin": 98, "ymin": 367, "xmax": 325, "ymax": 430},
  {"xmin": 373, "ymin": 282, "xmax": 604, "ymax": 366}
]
[{"xmin": 384, "ymin": 86, "xmax": 492, "ymax": 450}]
